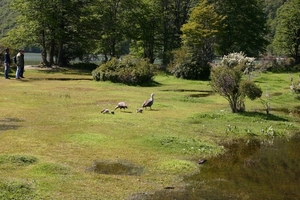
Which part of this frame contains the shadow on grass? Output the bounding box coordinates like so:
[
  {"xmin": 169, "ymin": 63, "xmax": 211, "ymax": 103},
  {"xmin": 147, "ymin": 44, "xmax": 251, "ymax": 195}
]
[
  {"xmin": 116, "ymin": 111, "xmax": 133, "ymax": 114},
  {"xmin": 41, "ymin": 69, "xmax": 92, "ymax": 76},
  {"xmin": 0, "ymin": 124, "xmax": 21, "ymax": 131},
  {"xmin": 0, "ymin": 118, "xmax": 24, "ymax": 122},
  {"xmin": 162, "ymin": 89, "xmax": 213, "ymax": 93},
  {"xmin": 143, "ymin": 109, "xmax": 159, "ymax": 111},
  {"xmin": 162, "ymin": 89, "xmax": 214, "ymax": 97},
  {"xmin": 0, "ymin": 118, "xmax": 24, "ymax": 132},
  {"xmin": 137, "ymin": 80, "xmax": 162, "ymax": 87},
  {"xmin": 238, "ymin": 111, "xmax": 288, "ymax": 121},
  {"xmin": 28, "ymin": 77, "xmax": 92, "ymax": 81}
]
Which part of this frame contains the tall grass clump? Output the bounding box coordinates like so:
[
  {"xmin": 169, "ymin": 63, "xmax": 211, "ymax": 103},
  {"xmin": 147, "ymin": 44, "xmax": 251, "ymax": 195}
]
[
  {"xmin": 92, "ymin": 55, "xmax": 155, "ymax": 85},
  {"xmin": 0, "ymin": 179, "xmax": 36, "ymax": 200},
  {"xmin": 0, "ymin": 154, "xmax": 38, "ymax": 167}
]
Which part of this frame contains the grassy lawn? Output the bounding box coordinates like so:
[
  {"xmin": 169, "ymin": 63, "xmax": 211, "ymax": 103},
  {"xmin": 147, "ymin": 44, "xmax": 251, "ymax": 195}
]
[{"xmin": 0, "ymin": 67, "xmax": 299, "ymax": 199}]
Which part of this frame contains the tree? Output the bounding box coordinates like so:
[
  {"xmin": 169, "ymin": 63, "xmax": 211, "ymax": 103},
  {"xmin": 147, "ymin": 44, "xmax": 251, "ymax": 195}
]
[
  {"xmin": 0, "ymin": 0, "xmax": 18, "ymax": 39},
  {"xmin": 273, "ymin": 0, "xmax": 300, "ymax": 64},
  {"xmin": 211, "ymin": 0, "xmax": 269, "ymax": 57},
  {"xmin": 210, "ymin": 52, "xmax": 262, "ymax": 113},
  {"xmin": 156, "ymin": 0, "xmax": 197, "ymax": 68},
  {"xmin": 170, "ymin": 0, "xmax": 224, "ymax": 80},
  {"xmin": 263, "ymin": 0, "xmax": 287, "ymax": 54},
  {"xmin": 125, "ymin": 0, "xmax": 160, "ymax": 63},
  {"xmin": 2, "ymin": 0, "xmax": 94, "ymax": 67},
  {"xmin": 92, "ymin": 0, "xmax": 129, "ymax": 60}
]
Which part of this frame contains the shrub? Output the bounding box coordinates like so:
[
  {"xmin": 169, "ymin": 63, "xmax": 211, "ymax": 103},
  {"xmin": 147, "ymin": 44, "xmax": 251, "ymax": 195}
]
[
  {"xmin": 239, "ymin": 80, "xmax": 262, "ymax": 100},
  {"xmin": 92, "ymin": 56, "xmax": 154, "ymax": 85},
  {"xmin": 220, "ymin": 51, "xmax": 255, "ymax": 72},
  {"xmin": 169, "ymin": 47, "xmax": 211, "ymax": 80},
  {"xmin": 258, "ymin": 56, "xmax": 297, "ymax": 73},
  {"xmin": 210, "ymin": 52, "xmax": 262, "ymax": 113}
]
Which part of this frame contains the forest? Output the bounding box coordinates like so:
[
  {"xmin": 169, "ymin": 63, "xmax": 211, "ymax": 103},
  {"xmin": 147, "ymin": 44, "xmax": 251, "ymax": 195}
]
[{"xmin": 0, "ymin": 0, "xmax": 299, "ymax": 77}]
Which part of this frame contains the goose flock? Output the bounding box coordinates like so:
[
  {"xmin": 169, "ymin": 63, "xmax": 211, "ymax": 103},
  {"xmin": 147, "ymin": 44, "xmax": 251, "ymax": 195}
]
[{"xmin": 101, "ymin": 93, "xmax": 154, "ymax": 114}]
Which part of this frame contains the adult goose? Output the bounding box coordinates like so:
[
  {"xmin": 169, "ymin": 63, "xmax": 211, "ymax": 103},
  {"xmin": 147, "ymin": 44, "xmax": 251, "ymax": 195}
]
[{"xmin": 142, "ymin": 93, "xmax": 154, "ymax": 109}]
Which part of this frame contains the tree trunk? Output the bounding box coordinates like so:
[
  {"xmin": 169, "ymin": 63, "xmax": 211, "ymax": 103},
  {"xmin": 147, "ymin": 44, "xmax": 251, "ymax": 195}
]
[
  {"xmin": 295, "ymin": 28, "xmax": 300, "ymax": 64},
  {"xmin": 41, "ymin": 50, "xmax": 50, "ymax": 67},
  {"xmin": 49, "ymin": 39, "xmax": 55, "ymax": 66},
  {"xmin": 57, "ymin": 41, "xmax": 64, "ymax": 67},
  {"xmin": 41, "ymin": 29, "xmax": 51, "ymax": 67}
]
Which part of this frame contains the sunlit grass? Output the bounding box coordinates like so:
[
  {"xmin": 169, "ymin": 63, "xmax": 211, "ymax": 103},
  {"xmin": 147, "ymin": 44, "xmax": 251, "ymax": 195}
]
[{"xmin": 0, "ymin": 67, "xmax": 299, "ymax": 199}]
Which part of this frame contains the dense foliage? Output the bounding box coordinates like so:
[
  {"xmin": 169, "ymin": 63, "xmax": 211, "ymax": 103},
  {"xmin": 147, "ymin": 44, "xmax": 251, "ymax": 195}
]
[
  {"xmin": 92, "ymin": 56, "xmax": 155, "ymax": 85},
  {"xmin": 211, "ymin": 0, "xmax": 269, "ymax": 57},
  {"xmin": 263, "ymin": 0, "xmax": 286, "ymax": 53},
  {"xmin": 0, "ymin": 0, "xmax": 197, "ymax": 68},
  {"xmin": 169, "ymin": 0, "xmax": 223, "ymax": 80},
  {"xmin": 0, "ymin": 0, "xmax": 298, "ymax": 74},
  {"xmin": 0, "ymin": 0, "xmax": 17, "ymax": 38},
  {"xmin": 273, "ymin": 0, "xmax": 300, "ymax": 64}
]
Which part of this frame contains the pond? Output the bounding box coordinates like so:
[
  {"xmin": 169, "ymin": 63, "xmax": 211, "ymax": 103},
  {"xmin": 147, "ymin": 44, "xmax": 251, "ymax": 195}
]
[
  {"xmin": 24, "ymin": 53, "xmax": 43, "ymax": 65},
  {"xmin": 130, "ymin": 133, "xmax": 300, "ymax": 200},
  {"xmin": 24, "ymin": 53, "xmax": 104, "ymax": 65}
]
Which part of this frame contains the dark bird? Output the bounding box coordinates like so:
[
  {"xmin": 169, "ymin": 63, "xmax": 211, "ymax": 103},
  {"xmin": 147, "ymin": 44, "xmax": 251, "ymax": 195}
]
[
  {"xmin": 136, "ymin": 108, "xmax": 143, "ymax": 113},
  {"xmin": 142, "ymin": 93, "xmax": 154, "ymax": 109},
  {"xmin": 197, "ymin": 159, "xmax": 207, "ymax": 165},
  {"xmin": 101, "ymin": 108, "xmax": 110, "ymax": 114},
  {"xmin": 114, "ymin": 102, "xmax": 128, "ymax": 110}
]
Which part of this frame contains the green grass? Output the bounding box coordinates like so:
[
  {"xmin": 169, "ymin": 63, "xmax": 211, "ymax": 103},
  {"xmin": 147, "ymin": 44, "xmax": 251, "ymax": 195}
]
[{"xmin": 0, "ymin": 68, "xmax": 299, "ymax": 199}]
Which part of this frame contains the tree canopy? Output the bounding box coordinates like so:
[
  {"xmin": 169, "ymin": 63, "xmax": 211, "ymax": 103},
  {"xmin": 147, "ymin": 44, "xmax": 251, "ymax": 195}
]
[
  {"xmin": 170, "ymin": 0, "xmax": 224, "ymax": 80},
  {"xmin": 273, "ymin": 0, "xmax": 300, "ymax": 64},
  {"xmin": 0, "ymin": 0, "xmax": 297, "ymax": 70},
  {"xmin": 211, "ymin": 0, "xmax": 269, "ymax": 57}
]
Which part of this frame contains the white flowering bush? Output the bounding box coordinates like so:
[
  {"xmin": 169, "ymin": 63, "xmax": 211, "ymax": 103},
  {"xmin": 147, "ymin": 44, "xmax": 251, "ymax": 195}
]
[
  {"xmin": 220, "ymin": 52, "xmax": 255, "ymax": 69},
  {"xmin": 210, "ymin": 52, "xmax": 262, "ymax": 113}
]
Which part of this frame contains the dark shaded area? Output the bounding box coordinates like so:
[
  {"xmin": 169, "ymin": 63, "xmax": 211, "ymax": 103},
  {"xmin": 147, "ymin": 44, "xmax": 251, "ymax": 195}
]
[
  {"xmin": 86, "ymin": 160, "xmax": 143, "ymax": 176},
  {"xmin": 0, "ymin": 124, "xmax": 20, "ymax": 131},
  {"xmin": 272, "ymin": 107, "xmax": 300, "ymax": 118},
  {"xmin": 38, "ymin": 68, "xmax": 93, "ymax": 76},
  {"xmin": 270, "ymin": 92, "xmax": 283, "ymax": 97},
  {"xmin": 129, "ymin": 133, "xmax": 300, "ymax": 200},
  {"xmin": 0, "ymin": 118, "xmax": 24, "ymax": 123},
  {"xmin": 162, "ymin": 89, "xmax": 213, "ymax": 93},
  {"xmin": 28, "ymin": 77, "xmax": 92, "ymax": 81},
  {"xmin": 69, "ymin": 63, "xmax": 98, "ymax": 71},
  {"xmin": 252, "ymin": 107, "xmax": 300, "ymax": 119},
  {"xmin": 162, "ymin": 89, "xmax": 214, "ymax": 97},
  {"xmin": 137, "ymin": 80, "xmax": 162, "ymax": 87},
  {"xmin": 0, "ymin": 118, "xmax": 24, "ymax": 132},
  {"xmin": 238, "ymin": 111, "xmax": 289, "ymax": 121},
  {"xmin": 188, "ymin": 93, "xmax": 212, "ymax": 98}
]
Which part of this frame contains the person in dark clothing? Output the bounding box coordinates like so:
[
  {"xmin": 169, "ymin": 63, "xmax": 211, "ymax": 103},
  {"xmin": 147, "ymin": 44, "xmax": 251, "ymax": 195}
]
[
  {"xmin": 3, "ymin": 48, "xmax": 11, "ymax": 79},
  {"xmin": 16, "ymin": 49, "xmax": 25, "ymax": 79}
]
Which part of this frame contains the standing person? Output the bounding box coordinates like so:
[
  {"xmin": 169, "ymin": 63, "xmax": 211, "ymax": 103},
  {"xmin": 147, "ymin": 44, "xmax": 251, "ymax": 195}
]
[
  {"xmin": 16, "ymin": 49, "xmax": 25, "ymax": 79},
  {"xmin": 3, "ymin": 48, "xmax": 11, "ymax": 79}
]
